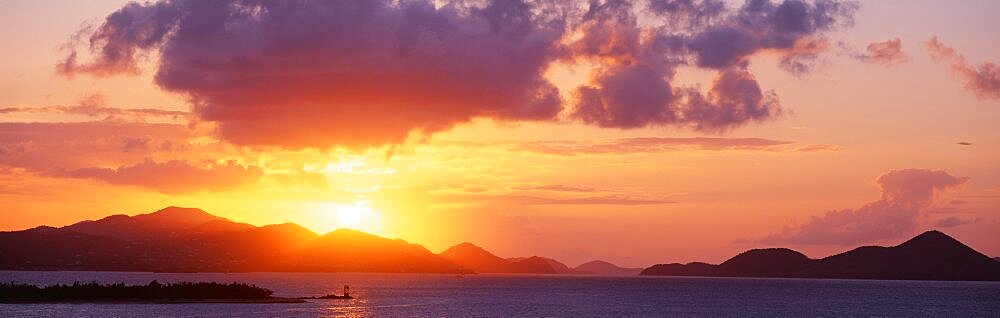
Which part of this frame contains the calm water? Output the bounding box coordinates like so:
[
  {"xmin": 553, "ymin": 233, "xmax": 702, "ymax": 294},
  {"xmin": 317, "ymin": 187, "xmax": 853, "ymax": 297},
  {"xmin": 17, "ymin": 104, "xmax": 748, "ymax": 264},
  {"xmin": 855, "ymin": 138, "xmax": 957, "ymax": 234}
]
[{"xmin": 1, "ymin": 271, "xmax": 998, "ymax": 317}]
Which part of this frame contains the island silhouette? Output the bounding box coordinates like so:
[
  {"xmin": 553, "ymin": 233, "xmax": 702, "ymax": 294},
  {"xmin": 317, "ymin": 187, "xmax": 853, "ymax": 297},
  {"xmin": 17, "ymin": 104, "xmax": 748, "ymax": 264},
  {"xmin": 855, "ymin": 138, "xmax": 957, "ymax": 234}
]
[
  {"xmin": 1, "ymin": 207, "xmax": 997, "ymax": 281},
  {"xmin": 440, "ymin": 242, "xmax": 640, "ymax": 275},
  {"xmin": 641, "ymin": 231, "xmax": 1000, "ymax": 281}
]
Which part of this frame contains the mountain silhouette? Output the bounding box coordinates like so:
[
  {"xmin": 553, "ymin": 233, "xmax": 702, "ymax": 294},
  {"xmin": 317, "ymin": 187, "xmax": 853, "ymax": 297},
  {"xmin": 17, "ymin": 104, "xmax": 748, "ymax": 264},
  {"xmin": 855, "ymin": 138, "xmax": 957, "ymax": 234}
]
[
  {"xmin": 295, "ymin": 229, "xmax": 462, "ymax": 273},
  {"xmin": 641, "ymin": 230, "xmax": 1000, "ymax": 281},
  {"xmin": 440, "ymin": 243, "xmax": 519, "ymax": 273},
  {"xmin": 63, "ymin": 207, "xmax": 237, "ymax": 240},
  {"xmin": 440, "ymin": 243, "xmax": 562, "ymax": 274},
  {"xmin": 508, "ymin": 256, "xmax": 574, "ymax": 274},
  {"xmin": 0, "ymin": 207, "xmax": 465, "ymax": 273},
  {"xmin": 573, "ymin": 260, "xmax": 643, "ymax": 276}
]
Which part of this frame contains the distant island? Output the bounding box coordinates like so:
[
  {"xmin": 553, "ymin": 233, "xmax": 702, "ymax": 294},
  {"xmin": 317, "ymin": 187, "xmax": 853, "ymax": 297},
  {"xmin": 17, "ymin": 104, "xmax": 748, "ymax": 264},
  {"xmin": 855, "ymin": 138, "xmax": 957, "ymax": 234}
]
[
  {"xmin": 440, "ymin": 242, "xmax": 641, "ymax": 275},
  {"xmin": 574, "ymin": 260, "xmax": 643, "ymax": 276},
  {"xmin": 0, "ymin": 281, "xmax": 303, "ymax": 303},
  {"xmin": 641, "ymin": 231, "xmax": 1000, "ymax": 281}
]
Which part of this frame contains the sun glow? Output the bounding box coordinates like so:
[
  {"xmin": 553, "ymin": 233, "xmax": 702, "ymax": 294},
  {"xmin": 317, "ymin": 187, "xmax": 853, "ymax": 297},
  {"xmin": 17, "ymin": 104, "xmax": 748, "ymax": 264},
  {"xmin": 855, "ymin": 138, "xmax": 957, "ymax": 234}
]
[{"xmin": 315, "ymin": 201, "xmax": 383, "ymax": 235}]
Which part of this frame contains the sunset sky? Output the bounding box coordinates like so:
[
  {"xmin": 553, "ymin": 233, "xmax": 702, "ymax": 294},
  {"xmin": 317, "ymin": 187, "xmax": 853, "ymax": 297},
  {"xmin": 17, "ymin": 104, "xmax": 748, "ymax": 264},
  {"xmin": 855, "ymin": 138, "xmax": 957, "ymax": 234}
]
[{"xmin": 1, "ymin": 0, "xmax": 998, "ymax": 267}]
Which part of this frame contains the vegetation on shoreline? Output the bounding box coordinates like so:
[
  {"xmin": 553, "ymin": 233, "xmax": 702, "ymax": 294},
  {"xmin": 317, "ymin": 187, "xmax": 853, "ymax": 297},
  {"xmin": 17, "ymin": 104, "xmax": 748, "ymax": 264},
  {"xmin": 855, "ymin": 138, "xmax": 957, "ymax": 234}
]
[{"xmin": 0, "ymin": 281, "xmax": 279, "ymax": 302}]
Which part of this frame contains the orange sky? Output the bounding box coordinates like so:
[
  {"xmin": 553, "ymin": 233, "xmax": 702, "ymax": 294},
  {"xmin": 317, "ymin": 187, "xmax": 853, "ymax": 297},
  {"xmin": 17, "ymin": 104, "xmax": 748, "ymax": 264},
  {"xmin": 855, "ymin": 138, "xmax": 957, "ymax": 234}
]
[{"xmin": 1, "ymin": 0, "xmax": 998, "ymax": 267}]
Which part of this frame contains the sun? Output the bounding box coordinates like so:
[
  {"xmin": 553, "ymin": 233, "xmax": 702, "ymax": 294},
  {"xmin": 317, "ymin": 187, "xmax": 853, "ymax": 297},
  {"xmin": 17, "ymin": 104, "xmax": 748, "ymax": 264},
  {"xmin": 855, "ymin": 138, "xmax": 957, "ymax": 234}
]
[
  {"xmin": 337, "ymin": 205, "xmax": 362, "ymax": 227},
  {"xmin": 315, "ymin": 201, "xmax": 383, "ymax": 235}
]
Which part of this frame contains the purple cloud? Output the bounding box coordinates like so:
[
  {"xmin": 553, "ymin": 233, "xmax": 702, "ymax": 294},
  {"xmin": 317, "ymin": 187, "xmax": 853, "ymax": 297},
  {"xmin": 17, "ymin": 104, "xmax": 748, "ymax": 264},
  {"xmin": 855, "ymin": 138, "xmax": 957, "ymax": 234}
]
[
  {"xmin": 567, "ymin": 0, "xmax": 854, "ymax": 130},
  {"xmin": 60, "ymin": 0, "xmax": 858, "ymax": 149}
]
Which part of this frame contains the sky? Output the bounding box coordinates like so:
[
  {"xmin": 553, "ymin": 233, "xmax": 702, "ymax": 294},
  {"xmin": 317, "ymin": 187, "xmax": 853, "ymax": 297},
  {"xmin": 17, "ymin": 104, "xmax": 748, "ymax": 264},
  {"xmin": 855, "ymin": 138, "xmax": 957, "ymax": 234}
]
[{"xmin": 0, "ymin": 0, "xmax": 998, "ymax": 267}]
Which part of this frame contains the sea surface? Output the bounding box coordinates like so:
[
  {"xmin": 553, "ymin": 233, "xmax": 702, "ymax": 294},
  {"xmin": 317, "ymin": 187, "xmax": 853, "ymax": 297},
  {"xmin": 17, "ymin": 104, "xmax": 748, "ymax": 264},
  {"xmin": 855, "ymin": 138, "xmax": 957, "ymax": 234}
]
[{"xmin": 1, "ymin": 271, "xmax": 998, "ymax": 317}]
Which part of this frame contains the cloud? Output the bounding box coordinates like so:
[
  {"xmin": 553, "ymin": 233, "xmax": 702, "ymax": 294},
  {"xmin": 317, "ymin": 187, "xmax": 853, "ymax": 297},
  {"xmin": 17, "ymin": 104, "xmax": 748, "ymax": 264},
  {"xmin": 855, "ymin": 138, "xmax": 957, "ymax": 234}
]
[
  {"xmin": 683, "ymin": 0, "xmax": 855, "ymax": 72},
  {"xmin": 932, "ymin": 216, "xmax": 980, "ymax": 228},
  {"xmin": 512, "ymin": 137, "xmax": 793, "ymax": 155},
  {"xmin": 849, "ymin": 37, "xmax": 906, "ymax": 65},
  {"xmin": 646, "ymin": 0, "xmax": 727, "ymax": 30},
  {"xmin": 795, "ymin": 143, "xmax": 840, "ymax": 152},
  {"xmin": 435, "ymin": 193, "xmax": 673, "ymax": 206},
  {"xmin": 566, "ymin": 0, "xmax": 855, "ymax": 130},
  {"xmin": 925, "ymin": 36, "xmax": 1000, "ymax": 100},
  {"xmin": 61, "ymin": 0, "xmax": 859, "ymax": 149},
  {"xmin": 761, "ymin": 169, "xmax": 968, "ymax": 245},
  {"xmin": 0, "ymin": 122, "xmax": 195, "ymax": 170},
  {"xmin": 55, "ymin": 159, "xmax": 262, "ymax": 194},
  {"xmin": 0, "ymin": 94, "xmax": 189, "ymax": 122},
  {"xmin": 402, "ymin": 183, "xmax": 672, "ymax": 206},
  {"xmin": 0, "ymin": 122, "xmax": 266, "ymax": 193},
  {"xmin": 511, "ymin": 184, "xmax": 599, "ymax": 192},
  {"xmin": 58, "ymin": 0, "xmax": 565, "ymax": 149}
]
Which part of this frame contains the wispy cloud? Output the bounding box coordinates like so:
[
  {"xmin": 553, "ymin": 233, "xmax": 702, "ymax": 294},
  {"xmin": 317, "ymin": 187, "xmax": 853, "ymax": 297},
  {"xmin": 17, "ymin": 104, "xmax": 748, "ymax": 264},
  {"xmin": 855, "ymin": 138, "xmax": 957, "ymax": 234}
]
[
  {"xmin": 433, "ymin": 193, "xmax": 674, "ymax": 206},
  {"xmin": 54, "ymin": 159, "xmax": 262, "ymax": 194},
  {"xmin": 510, "ymin": 184, "xmax": 600, "ymax": 193},
  {"xmin": 0, "ymin": 121, "xmax": 264, "ymax": 194},
  {"xmin": 0, "ymin": 94, "xmax": 188, "ymax": 122},
  {"xmin": 795, "ymin": 144, "xmax": 842, "ymax": 152},
  {"xmin": 932, "ymin": 216, "xmax": 981, "ymax": 228},
  {"xmin": 925, "ymin": 36, "xmax": 1000, "ymax": 100},
  {"xmin": 845, "ymin": 37, "xmax": 907, "ymax": 66},
  {"xmin": 511, "ymin": 137, "xmax": 796, "ymax": 156}
]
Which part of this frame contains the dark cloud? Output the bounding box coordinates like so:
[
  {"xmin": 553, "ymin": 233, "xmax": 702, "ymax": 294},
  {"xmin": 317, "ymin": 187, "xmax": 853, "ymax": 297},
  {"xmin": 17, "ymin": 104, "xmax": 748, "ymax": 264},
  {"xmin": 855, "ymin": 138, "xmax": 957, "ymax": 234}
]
[
  {"xmin": 567, "ymin": 0, "xmax": 855, "ymax": 130},
  {"xmin": 56, "ymin": 159, "xmax": 262, "ymax": 194},
  {"xmin": 59, "ymin": 0, "xmax": 565, "ymax": 149},
  {"xmin": 513, "ymin": 137, "xmax": 793, "ymax": 155},
  {"xmin": 119, "ymin": 137, "xmax": 152, "ymax": 152},
  {"xmin": 925, "ymin": 36, "xmax": 1000, "ymax": 100},
  {"xmin": 848, "ymin": 37, "xmax": 907, "ymax": 66},
  {"xmin": 647, "ymin": 0, "xmax": 727, "ymax": 30},
  {"xmin": 61, "ymin": 0, "xmax": 857, "ymax": 149},
  {"xmin": 761, "ymin": 169, "xmax": 968, "ymax": 245},
  {"xmin": 680, "ymin": 0, "xmax": 856, "ymax": 74}
]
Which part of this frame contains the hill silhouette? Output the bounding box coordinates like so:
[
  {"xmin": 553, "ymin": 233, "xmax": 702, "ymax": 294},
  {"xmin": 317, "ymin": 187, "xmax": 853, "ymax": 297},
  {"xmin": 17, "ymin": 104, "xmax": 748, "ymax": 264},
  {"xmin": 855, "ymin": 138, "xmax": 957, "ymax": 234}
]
[
  {"xmin": 64, "ymin": 207, "xmax": 237, "ymax": 240},
  {"xmin": 507, "ymin": 256, "xmax": 574, "ymax": 274},
  {"xmin": 573, "ymin": 260, "xmax": 643, "ymax": 276},
  {"xmin": 0, "ymin": 207, "xmax": 465, "ymax": 273},
  {"xmin": 641, "ymin": 231, "xmax": 1000, "ymax": 281},
  {"xmin": 440, "ymin": 243, "xmax": 561, "ymax": 274},
  {"xmin": 439, "ymin": 243, "xmax": 639, "ymax": 275}
]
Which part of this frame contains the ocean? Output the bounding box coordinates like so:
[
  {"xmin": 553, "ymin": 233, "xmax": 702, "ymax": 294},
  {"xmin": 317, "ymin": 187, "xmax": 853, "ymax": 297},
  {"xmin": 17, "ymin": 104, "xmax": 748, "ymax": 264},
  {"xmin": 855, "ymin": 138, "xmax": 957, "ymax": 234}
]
[{"xmin": 1, "ymin": 271, "xmax": 998, "ymax": 317}]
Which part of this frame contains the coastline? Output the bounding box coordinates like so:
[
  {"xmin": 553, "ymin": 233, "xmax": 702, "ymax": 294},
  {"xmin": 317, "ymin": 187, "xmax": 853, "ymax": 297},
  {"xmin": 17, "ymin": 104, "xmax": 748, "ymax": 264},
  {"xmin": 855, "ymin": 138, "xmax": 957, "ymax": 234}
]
[{"xmin": 0, "ymin": 297, "xmax": 306, "ymax": 304}]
